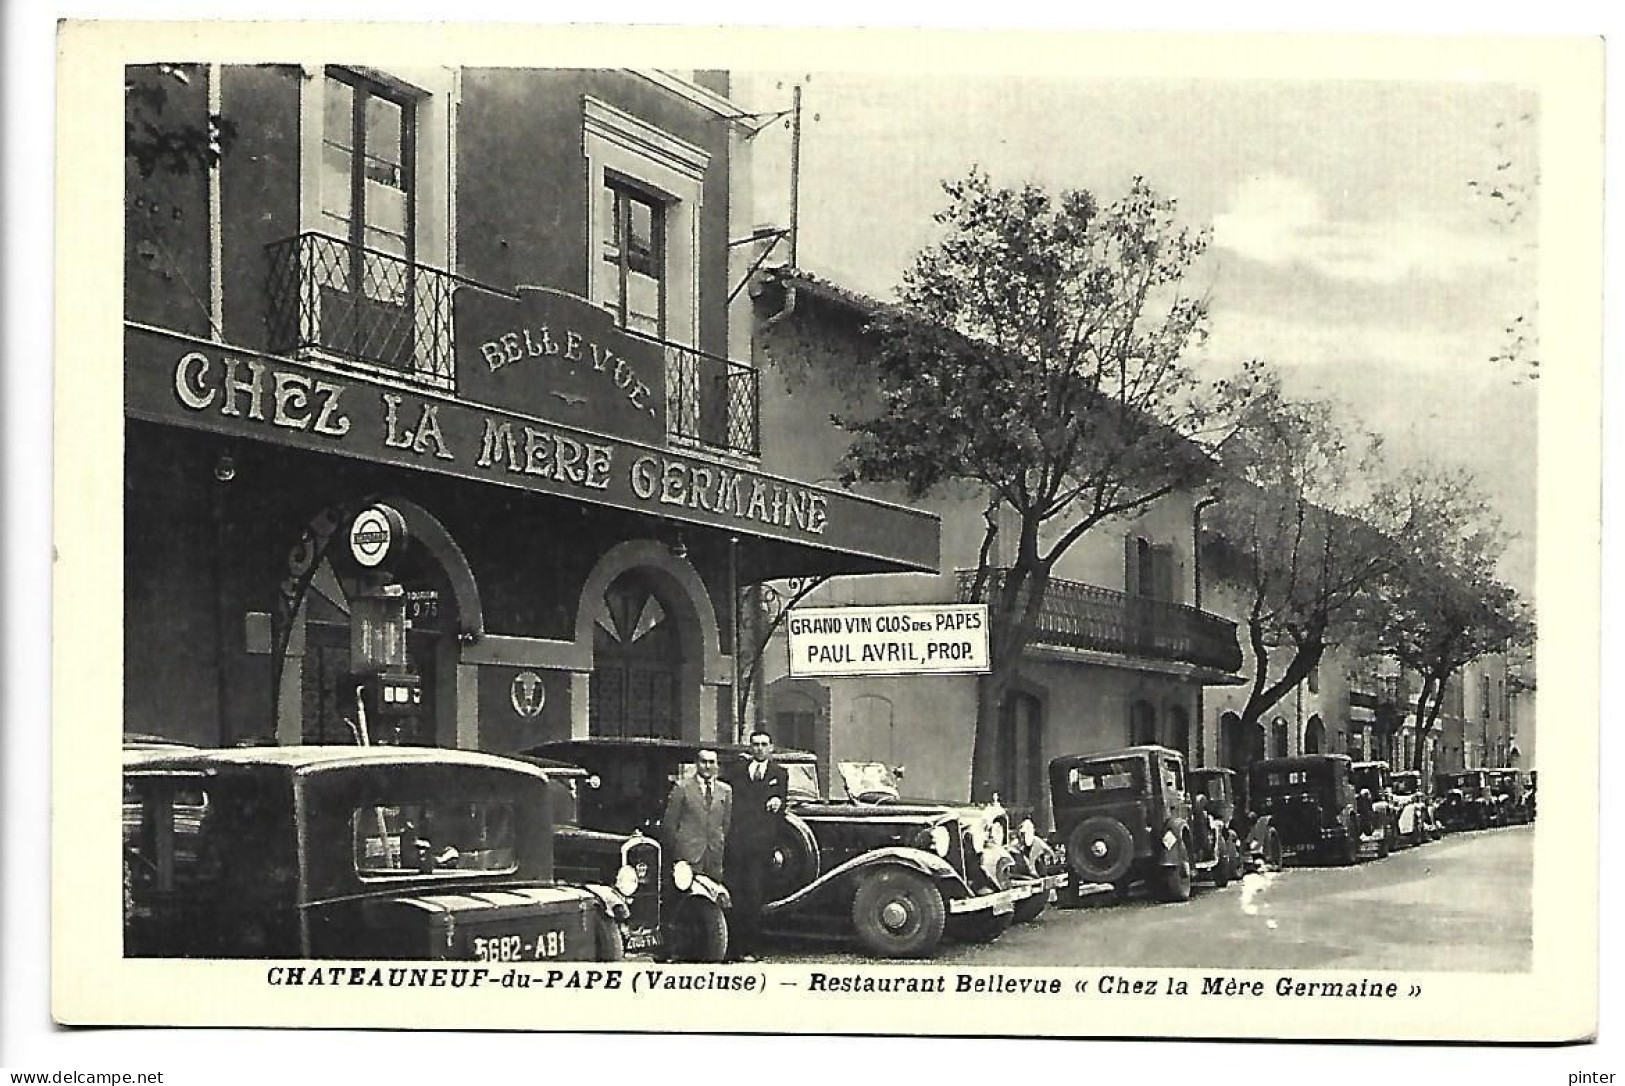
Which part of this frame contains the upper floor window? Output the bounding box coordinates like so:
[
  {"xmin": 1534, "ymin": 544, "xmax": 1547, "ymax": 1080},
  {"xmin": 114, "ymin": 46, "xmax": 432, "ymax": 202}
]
[
  {"xmin": 599, "ymin": 178, "xmax": 665, "ymax": 337},
  {"xmin": 321, "ymin": 70, "xmax": 414, "ymax": 295},
  {"xmin": 1307, "ymin": 664, "xmax": 1320, "ymax": 695},
  {"xmin": 582, "ymin": 96, "xmax": 707, "ymax": 348}
]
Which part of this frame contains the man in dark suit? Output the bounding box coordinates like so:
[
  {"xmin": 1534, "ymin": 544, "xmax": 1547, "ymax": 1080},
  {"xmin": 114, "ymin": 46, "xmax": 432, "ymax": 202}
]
[
  {"xmin": 726, "ymin": 730, "xmax": 788, "ymax": 962},
  {"xmin": 660, "ymin": 749, "xmax": 731, "ymax": 881}
]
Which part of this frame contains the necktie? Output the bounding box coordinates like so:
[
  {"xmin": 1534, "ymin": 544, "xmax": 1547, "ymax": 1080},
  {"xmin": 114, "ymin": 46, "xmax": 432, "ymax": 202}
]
[{"xmin": 703, "ymin": 780, "xmax": 712, "ymax": 806}]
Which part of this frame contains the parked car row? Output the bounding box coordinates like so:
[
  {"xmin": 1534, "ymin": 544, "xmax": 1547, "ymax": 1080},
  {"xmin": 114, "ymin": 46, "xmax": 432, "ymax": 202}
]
[
  {"xmin": 1042, "ymin": 747, "xmax": 1534, "ymax": 906},
  {"xmin": 121, "ymin": 735, "xmax": 1530, "ymax": 963}
]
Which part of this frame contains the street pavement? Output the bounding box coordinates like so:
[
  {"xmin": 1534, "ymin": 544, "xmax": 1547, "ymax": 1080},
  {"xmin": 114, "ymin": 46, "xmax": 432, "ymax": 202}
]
[{"xmin": 761, "ymin": 823, "xmax": 1533, "ymax": 971}]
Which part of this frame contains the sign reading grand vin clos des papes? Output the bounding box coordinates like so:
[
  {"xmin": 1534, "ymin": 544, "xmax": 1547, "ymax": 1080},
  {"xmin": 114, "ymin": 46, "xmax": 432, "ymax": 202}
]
[{"xmin": 786, "ymin": 604, "xmax": 990, "ymax": 678}]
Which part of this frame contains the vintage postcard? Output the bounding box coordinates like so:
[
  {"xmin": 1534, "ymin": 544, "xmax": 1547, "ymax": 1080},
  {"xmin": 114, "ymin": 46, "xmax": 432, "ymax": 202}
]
[{"xmin": 53, "ymin": 20, "xmax": 1601, "ymax": 1040}]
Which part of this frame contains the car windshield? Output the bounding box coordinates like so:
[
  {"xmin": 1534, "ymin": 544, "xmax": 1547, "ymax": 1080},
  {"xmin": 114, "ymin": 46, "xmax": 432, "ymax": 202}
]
[
  {"xmin": 352, "ymin": 801, "xmax": 518, "ymax": 877},
  {"xmin": 1351, "ymin": 766, "xmax": 1385, "ymax": 792},
  {"xmin": 1439, "ymin": 773, "xmax": 1482, "ymax": 796},
  {"xmin": 785, "ymin": 762, "xmax": 821, "ymax": 801},
  {"xmin": 1392, "ymin": 774, "xmax": 1420, "ymax": 796},
  {"xmin": 838, "ymin": 762, "xmax": 899, "ymax": 801},
  {"xmin": 1191, "ymin": 773, "xmax": 1228, "ymax": 803},
  {"xmin": 1065, "ymin": 758, "xmax": 1144, "ymax": 795}
]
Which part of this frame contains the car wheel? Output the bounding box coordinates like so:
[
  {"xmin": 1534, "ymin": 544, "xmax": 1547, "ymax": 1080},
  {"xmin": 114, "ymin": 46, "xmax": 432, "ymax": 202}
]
[
  {"xmin": 593, "ymin": 913, "xmax": 626, "ymax": 962},
  {"xmin": 1065, "ymin": 816, "xmax": 1136, "ymax": 884},
  {"xmin": 1264, "ymin": 828, "xmax": 1284, "ymax": 870},
  {"xmin": 1153, "ymin": 840, "xmax": 1193, "ymax": 903},
  {"xmin": 1211, "ymin": 838, "xmax": 1233, "ymax": 889},
  {"xmin": 1013, "ymin": 887, "xmax": 1048, "ymax": 925},
  {"xmin": 851, "ymin": 869, "xmax": 947, "ymax": 959},
  {"xmin": 955, "ymin": 909, "xmax": 1014, "ymax": 944},
  {"xmin": 665, "ymin": 896, "xmax": 728, "ymax": 963}
]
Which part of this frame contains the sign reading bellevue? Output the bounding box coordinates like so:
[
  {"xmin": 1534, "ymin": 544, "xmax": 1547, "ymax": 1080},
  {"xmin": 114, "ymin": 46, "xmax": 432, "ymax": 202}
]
[{"xmin": 786, "ymin": 604, "xmax": 990, "ymax": 678}]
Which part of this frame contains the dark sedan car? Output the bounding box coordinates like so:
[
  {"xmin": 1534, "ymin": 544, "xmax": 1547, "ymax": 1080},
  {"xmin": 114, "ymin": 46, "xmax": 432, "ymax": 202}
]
[
  {"xmin": 1248, "ymin": 755, "xmax": 1386, "ymax": 865},
  {"xmin": 520, "ymin": 738, "xmax": 748, "ymax": 963},
  {"xmin": 122, "ymin": 745, "xmax": 628, "ymax": 960}
]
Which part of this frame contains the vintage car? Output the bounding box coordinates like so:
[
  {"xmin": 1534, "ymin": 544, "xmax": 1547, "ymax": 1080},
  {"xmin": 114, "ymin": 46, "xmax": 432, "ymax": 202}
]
[
  {"xmin": 825, "ymin": 760, "xmax": 1067, "ymax": 923},
  {"xmin": 1049, "ymin": 746, "xmax": 1228, "ymax": 903},
  {"xmin": 519, "ymin": 738, "xmax": 745, "ymax": 963},
  {"xmin": 511, "ymin": 754, "xmax": 674, "ymax": 959},
  {"xmin": 767, "ymin": 752, "xmax": 1042, "ymax": 957},
  {"xmin": 122, "ymin": 745, "xmax": 628, "ymax": 960},
  {"xmin": 1389, "ymin": 769, "xmax": 1440, "ymax": 845},
  {"xmin": 1187, "ymin": 765, "xmax": 1277, "ymax": 875},
  {"xmin": 1487, "ymin": 769, "xmax": 1532, "ymax": 825},
  {"xmin": 1247, "ymin": 754, "xmax": 1388, "ymax": 865},
  {"xmin": 1350, "ymin": 761, "xmax": 1400, "ymax": 856},
  {"xmin": 1433, "ymin": 769, "xmax": 1492, "ymax": 831}
]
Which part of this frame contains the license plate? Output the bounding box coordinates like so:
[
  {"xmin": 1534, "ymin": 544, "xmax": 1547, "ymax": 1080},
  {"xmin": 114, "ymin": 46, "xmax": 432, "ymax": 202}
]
[
  {"xmin": 624, "ymin": 928, "xmax": 661, "ymax": 952},
  {"xmin": 471, "ymin": 930, "xmax": 568, "ymax": 961},
  {"xmin": 993, "ymin": 899, "xmax": 1014, "ymax": 916}
]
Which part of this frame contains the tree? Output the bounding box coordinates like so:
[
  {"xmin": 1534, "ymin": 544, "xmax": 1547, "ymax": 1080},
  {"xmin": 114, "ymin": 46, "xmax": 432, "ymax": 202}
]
[
  {"xmin": 1363, "ymin": 470, "xmax": 1533, "ymax": 771},
  {"xmin": 838, "ymin": 169, "xmax": 1273, "ymax": 799},
  {"xmin": 1204, "ymin": 397, "xmax": 1411, "ymax": 741},
  {"xmin": 126, "ymin": 63, "xmax": 237, "ymax": 179}
]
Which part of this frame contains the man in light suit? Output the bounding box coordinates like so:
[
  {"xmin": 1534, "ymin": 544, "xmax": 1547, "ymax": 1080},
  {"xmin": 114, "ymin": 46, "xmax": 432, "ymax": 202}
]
[
  {"xmin": 661, "ymin": 749, "xmax": 731, "ymax": 882},
  {"xmin": 726, "ymin": 731, "xmax": 789, "ymax": 962}
]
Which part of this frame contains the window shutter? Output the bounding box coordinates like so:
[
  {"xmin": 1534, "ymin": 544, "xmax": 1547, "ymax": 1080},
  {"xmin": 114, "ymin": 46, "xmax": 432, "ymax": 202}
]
[{"xmin": 1123, "ymin": 533, "xmax": 1140, "ymax": 595}]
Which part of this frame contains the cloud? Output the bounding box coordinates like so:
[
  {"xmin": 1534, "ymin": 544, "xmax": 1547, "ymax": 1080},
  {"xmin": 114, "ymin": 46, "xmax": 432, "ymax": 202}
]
[{"xmin": 1212, "ymin": 174, "xmax": 1522, "ymax": 284}]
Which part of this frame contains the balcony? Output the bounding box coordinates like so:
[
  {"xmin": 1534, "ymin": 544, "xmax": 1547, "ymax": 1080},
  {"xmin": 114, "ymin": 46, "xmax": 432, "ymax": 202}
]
[
  {"xmin": 957, "ymin": 568, "xmax": 1243, "ymax": 675},
  {"xmin": 664, "ymin": 343, "xmax": 761, "ymax": 458},
  {"xmin": 266, "ymin": 232, "xmax": 459, "ymax": 391},
  {"xmin": 265, "ymin": 231, "xmax": 760, "ymax": 458}
]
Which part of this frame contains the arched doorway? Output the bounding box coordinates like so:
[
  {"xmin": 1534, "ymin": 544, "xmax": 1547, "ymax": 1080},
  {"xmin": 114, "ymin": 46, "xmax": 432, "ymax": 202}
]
[
  {"xmin": 590, "ymin": 569, "xmax": 684, "ymax": 738},
  {"xmin": 1221, "ymin": 711, "xmax": 1265, "ymax": 769},
  {"xmin": 1304, "ymin": 714, "xmax": 1326, "ymax": 754},
  {"xmin": 574, "ymin": 540, "xmax": 721, "ymax": 742},
  {"xmin": 1270, "ymin": 718, "xmax": 1290, "ymax": 758},
  {"xmin": 1129, "ymin": 700, "xmax": 1157, "ymax": 746},
  {"xmin": 281, "ymin": 497, "xmax": 481, "ymax": 748},
  {"xmin": 997, "ymin": 690, "xmax": 1045, "ymax": 814}
]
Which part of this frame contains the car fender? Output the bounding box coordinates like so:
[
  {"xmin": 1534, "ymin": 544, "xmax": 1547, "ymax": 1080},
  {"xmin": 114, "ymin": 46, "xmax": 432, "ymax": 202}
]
[
  {"xmin": 578, "ymin": 883, "xmax": 631, "ymax": 922},
  {"xmin": 761, "ymin": 847, "xmax": 965, "ymax": 915},
  {"xmin": 685, "ymin": 872, "xmax": 732, "ymax": 911}
]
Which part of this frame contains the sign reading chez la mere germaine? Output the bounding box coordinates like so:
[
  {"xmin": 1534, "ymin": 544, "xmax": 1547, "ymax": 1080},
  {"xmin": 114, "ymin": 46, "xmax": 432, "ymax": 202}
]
[{"xmin": 122, "ymin": 323, "xmax": 939, "ymax": 572}]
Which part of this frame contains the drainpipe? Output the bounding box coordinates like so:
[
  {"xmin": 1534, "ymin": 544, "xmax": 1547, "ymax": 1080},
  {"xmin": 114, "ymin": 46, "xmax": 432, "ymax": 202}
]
[
  {"xmin": 728, "ymin": 535, "xmax": 742, "ymax": 744},
  {"xmin": 1192, "ymin": 492, "xmax": 1221, "ymax": 766}
]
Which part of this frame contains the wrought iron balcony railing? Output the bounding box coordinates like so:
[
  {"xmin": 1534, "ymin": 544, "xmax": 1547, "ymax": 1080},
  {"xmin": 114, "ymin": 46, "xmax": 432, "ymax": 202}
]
[
  {"xmin": 266, "ymin": 232, "xmax": 459, "ymax": 390},
  {"xmin": 957, "ymin": 568, "xmax": 1243, "ymax": 674},
  {"xmin": 265, "ymin": 231, "xmax": 761, "ymax": 458},
  {"xmin": 662, "ymin": 343, "xmax": 761, "ymax": 458}
]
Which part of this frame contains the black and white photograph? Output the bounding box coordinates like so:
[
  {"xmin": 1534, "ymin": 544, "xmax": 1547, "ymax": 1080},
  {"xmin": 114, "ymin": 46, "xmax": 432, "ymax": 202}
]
[{"xmin": 41, "ymin": 17, "xmax": 1602, "ymax": 1048}]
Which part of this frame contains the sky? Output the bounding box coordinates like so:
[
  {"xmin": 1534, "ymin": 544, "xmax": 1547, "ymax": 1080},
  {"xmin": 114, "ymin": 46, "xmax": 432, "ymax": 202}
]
[{"xmin": 735, "ymin": 73, "xmax": 1540, "ymax": 599}]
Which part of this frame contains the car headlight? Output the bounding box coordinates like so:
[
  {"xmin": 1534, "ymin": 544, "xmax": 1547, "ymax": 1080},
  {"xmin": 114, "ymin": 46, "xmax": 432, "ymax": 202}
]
[
  {"xmin": 614, "ymin": 863, "xmax": 640, "ymax": 897},
  {"xmin": 928, "ymin": 825, "xmax": 951, "ymax": 858},
  {"xmin": 989, "ymin": 819, "xmax": 1007, "ymax": 848},
  {"xmin": 671, "ymin": 859, "xmax": 695, "ymax": 891},
  {"xmin": 1018, "ymin": 818, "xmax": 1037, "ymax": 848}
]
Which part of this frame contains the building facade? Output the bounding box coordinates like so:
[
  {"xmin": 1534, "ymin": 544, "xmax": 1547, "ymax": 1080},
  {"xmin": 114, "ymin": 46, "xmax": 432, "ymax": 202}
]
[
  {"xmin": 124, "ymin": 65, "xmax": 937, "ymax": 752},
  {"xmin": 749, "ymin": 269, "xmax": 1244, "ymax": 825}
]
